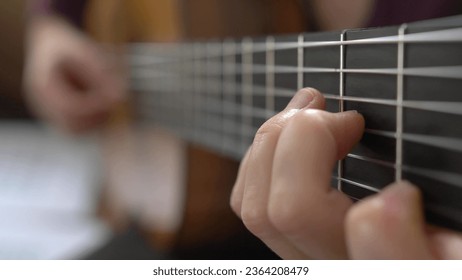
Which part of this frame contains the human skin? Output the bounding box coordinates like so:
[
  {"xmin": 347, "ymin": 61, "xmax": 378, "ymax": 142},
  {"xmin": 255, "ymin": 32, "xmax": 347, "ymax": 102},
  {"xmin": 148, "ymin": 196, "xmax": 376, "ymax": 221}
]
[
  {"xmin": 230, "ymin": 88, "xmax": 462, "ymax": 259},
  {"xmin": 23, "ymin": 16, "xmax": 125, "ymax": 134}
]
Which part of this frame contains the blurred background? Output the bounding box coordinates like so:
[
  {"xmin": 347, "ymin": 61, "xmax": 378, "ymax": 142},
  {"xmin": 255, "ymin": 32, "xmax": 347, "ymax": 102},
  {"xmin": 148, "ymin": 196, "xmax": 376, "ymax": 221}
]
[
  {"xmin": 2, "ymin": 0, "xmax": 459, "ymax": 260},
  {"xmin": 0, "ymin": 0, "xmax": 114, "ymax": 259},
  {"xmin": 0, "ymin": 0, "xmax": 293, "ymax": 260}
]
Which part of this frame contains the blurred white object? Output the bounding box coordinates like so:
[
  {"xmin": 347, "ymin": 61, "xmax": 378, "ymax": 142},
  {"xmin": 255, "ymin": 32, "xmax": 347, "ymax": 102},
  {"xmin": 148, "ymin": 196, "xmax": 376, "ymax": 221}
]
[{"xmin": 0, "ymin": 122, "xmax": 110, "ymax": 259}]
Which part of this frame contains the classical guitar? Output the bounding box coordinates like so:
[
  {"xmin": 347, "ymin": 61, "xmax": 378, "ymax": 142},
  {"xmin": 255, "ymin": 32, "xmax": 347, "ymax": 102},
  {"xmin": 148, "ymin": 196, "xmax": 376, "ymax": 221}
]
[{"xmin": 128, "ymin": 15, "xmax": 462, "ymax": 232}]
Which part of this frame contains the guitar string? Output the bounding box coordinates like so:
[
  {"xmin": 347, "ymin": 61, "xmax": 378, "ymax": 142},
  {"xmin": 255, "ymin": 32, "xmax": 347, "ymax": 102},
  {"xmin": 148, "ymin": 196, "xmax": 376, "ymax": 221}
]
[
  {"xmin": 266, "ymin": 36, "xmax": 276, "ymax": 118},
  {"xmin": 223, "ymin": 39, "xmax": 237, "ymax": 152},
  {"xmin": 338, "ymin": 30, "xmax": 347, "ymax": 192},
  {"xmin": 130, "ymin": 64, "xmax": 462, "ymax": 80},
  {"xmin": 128, "ymin": 26, "xmax": 462, "ymax": 60},
  {"xmin": 140, "ymin": 92, "xmax": 462, "ymax": 154},
  {"xmin": 139, "ymin": 107, "xmax": 462, "ymax": 194},
  {"xmin": 128, "ymin": 23, "xmax": 460, "ymax": 199},
  {"xmin": 132, "ymin": 81, "xmax": 462, "ymax": 116},
  {"xmin": 138, "ymin": 89, "xmax": 462, "ymax": 154}
]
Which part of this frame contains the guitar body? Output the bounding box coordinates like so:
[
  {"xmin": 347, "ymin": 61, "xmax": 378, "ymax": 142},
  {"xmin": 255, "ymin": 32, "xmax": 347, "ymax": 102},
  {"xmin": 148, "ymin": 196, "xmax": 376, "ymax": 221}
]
[{"xmin": 85, "ymin": 0, "xmax": 306, "ymax": 257}]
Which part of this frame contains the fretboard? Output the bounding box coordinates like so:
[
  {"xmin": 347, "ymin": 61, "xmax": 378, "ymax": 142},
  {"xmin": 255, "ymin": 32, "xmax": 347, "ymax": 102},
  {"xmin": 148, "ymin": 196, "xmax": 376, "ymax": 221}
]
[{"xmin": 129, "ymin": 15, "xmax": 462, "ymax": 231}]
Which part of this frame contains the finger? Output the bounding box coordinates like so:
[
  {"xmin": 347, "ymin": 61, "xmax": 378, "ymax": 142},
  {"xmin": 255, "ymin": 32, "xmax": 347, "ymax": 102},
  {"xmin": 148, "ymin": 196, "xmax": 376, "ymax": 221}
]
[
  {"xmin": 346, "ymin": 181, "xmax": 434, "ymax": 259},
  {"xmin": 268, "ymin": 109, "xmax": 365, "ymax": 259},
  {"xmin": 57, "ymin": 51, "xmax": 122, "ymax": 109},
  {"xmin": 240, "ymin": 88, "xmax": 325, "ymax": 259},
  {"xmin": 230, "ymin": 146, "xmax": 252, "ymax": 218},
  {"xmin": 36, "ymin": 55, "xmax": 119, "ymax": 132},
  {"xmin": 231, "ymin": 89, "xmax": 325, "ymax": 218},
  {"xmin": 427, "ymin": 225, "xmax": 462, "ymax": 259},
  {"xmin": 36, "ymin": 78, "xmax": 111, "ymax": 130}
]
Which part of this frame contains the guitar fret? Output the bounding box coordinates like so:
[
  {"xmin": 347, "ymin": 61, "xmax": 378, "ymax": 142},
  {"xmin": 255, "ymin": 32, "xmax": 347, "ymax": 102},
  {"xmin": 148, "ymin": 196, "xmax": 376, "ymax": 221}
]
[
  {"xmin": 223, "ymin": 39, "xmax": 236, "ymax": 153},
  {"xmin": 395, "ymin": 24, "xmax": 407, "ymax": 182},
  {"xmin": 337, "ymin": 30, "xmax": 346, "ymax": 192},
  {"xmin": 205, "ymin": 43, "xmax": 213, "ymax": 140},
  {"xmin": 297, "ymin": 34, "xmax": 304, "ymax": 90},
  {"xmin": 193, "ymin": 43, "xmax": 203, "ymax": 143},
  {"xmin": 242, "ymin": 38, "xmax": 253, "ymax": 153},
  {"xmin": 266, "ymin": 36, "xmax": 275, "ymax": 117}
]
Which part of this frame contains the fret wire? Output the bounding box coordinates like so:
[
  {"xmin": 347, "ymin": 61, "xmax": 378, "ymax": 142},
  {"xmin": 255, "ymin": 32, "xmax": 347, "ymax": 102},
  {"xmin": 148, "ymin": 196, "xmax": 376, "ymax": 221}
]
[
  {"xmin": 205, "ymin": 43, "xmax": 213, "ymax": 139},
  {"xmin": 242, "ymin": 38, "xmax": 253, "ymax": 152},
  {"xmin": 181, "ymin": 45, "xmax": 190, "ymax": 138},
  {"xmin": 337, "ymin": 30, "xmax": 346, "ymax": 192},
  {"xmin": 395, "ymin": 24, "xmax": 407, "ymax": 182},
  {"xmin": 297, "ymin": 34, "xmax": 304, "ymax": 90},
  {"xmin": 223, "ymin": 39, "xmax": 236, "ymax": 153},
  {"xmin": 193, "ymin": 43, "xmax": 203, "ymax": 143},
  {"xmin": 266, "ymin": 36, "xmax": 275, "ymax": 118},
  {"xmin": 218, "ymin": 42, "xmax": 225, "ymax": 152}
]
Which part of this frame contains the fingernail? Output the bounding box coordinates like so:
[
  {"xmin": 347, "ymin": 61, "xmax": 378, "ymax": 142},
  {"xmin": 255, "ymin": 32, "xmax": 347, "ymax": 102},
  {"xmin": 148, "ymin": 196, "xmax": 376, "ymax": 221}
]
[
  {"xmin": 339, "ymin": 110, "xmax": 359, "ymax": 116},
  {"xmin": 287, "ymin": 89, "xmax": 315, "ymax": 109},
  {"xmin": 337, "ymin": 110, "xmax": 364, "ymax": 124}
]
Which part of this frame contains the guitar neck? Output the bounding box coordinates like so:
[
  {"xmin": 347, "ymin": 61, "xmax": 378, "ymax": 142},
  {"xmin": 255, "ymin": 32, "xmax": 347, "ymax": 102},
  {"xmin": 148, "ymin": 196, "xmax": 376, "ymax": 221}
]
[{"xmin": 129, "ymin": 15, "xmax": 462, "ymax": 231}]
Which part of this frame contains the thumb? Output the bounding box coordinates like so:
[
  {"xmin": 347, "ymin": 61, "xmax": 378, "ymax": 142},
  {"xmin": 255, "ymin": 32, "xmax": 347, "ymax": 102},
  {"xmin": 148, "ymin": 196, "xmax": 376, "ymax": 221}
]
[{"xmin": 346, "ymin": 181, "xmax": 434, "ymax": 259}]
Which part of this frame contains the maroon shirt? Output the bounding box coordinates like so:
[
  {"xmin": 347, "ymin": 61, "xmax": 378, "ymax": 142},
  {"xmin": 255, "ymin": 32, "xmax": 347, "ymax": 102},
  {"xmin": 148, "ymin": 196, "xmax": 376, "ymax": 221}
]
[
  {"xmin": 368, "ymin": 0, "xmax": 462, "ymax": 27},
  {"xmin": 30, "ymin": 0, "xmax": 461, "ymax": 29},
  {"xmin": 28, "ymin": 0, "xmax": 88, "ymax": 28}
]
